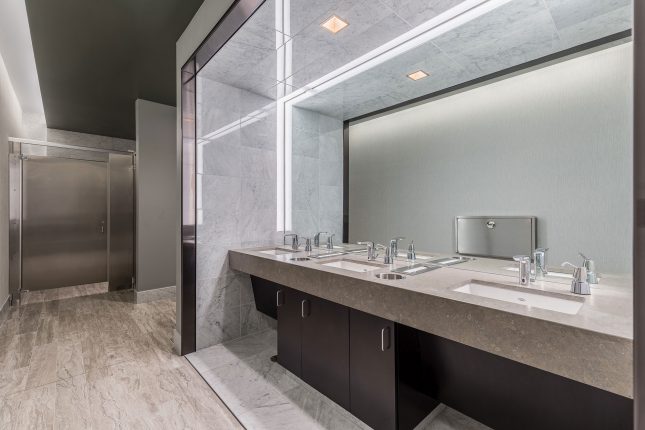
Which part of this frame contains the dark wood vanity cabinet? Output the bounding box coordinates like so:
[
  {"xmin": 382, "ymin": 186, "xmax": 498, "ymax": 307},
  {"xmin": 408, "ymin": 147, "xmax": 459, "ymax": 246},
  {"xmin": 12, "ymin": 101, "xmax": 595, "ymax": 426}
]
[
  {"xmin": 276, "ymin": 287, "xmax": 304, "ymax": 376},
  {"xmin": 276, "ymin": 287, "xmax": 350, "ymax": 409},
  {"xmin": 349, "ymin": 309, "xmax": 397, "ymax": 430}
]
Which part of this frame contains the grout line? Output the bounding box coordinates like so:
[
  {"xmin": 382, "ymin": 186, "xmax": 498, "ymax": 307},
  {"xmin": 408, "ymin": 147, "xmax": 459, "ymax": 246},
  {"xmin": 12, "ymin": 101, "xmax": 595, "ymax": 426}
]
[{"xmin": 185, "ymin": 356, "xmax": 248, "ymax": 430}]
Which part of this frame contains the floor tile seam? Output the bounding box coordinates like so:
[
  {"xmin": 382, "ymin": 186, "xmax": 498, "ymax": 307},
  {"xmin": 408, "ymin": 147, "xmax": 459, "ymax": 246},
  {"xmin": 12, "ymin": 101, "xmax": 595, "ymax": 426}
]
[{"xmin": 184, "ymin": 356, "xmax": 247, "ymax": 429}]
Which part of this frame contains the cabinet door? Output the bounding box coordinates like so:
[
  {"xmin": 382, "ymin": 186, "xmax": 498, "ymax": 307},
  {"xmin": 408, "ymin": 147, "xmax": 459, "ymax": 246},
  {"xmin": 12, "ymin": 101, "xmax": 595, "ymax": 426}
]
[
  {"xmin": 350, "ymin": 309, "xmax": 397, "ymax": 430},
  {"xmin": 301, "ymin": 294, "xmax": 350, "ymax": 409},
  {"xmin": 277, "ymin": 287, "xmax": 304, "ymax": 377}
]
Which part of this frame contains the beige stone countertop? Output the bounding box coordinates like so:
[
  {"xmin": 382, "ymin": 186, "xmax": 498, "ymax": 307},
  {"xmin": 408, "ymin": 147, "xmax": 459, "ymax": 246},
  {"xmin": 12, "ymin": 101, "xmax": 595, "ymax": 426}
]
[{"xmin": 228, "ymin": 245, "xmax": 633, "ymax": 398}]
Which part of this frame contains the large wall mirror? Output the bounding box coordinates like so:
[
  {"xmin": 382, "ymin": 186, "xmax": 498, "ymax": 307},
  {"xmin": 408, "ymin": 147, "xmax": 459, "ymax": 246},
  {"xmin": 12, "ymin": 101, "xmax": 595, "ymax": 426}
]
[
  {"xmin": 286, "ymin": 0, "xmax": 632, "ymax": 283},
  {"xmin": 186, "ymin": 0, "xmax": 632, "ymax": 352}
]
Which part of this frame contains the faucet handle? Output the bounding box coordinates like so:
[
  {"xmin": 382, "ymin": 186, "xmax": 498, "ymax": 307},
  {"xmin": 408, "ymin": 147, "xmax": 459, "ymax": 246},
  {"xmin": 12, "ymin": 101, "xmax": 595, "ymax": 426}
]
[
  {"xmin": 562, "ymin": 262, "xmax": 591, "ymax": 294},
  {"xmin": 513, "ymin": 255, "xmax": 530, "ymax": 262}
]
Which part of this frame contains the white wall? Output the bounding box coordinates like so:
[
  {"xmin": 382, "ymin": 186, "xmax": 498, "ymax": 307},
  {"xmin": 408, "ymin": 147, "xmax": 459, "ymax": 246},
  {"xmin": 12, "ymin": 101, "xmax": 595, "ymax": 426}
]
[
  {"xmin": 349, "ymin": 44, "xmax": 633, "ymax": 274},
  {"xmin": 0, "ymin": 52, "xmax": 24, "ymax": 311},
  {"xmin": 135, "ymin": 99, "xmax": 177, "ymax": 292}
]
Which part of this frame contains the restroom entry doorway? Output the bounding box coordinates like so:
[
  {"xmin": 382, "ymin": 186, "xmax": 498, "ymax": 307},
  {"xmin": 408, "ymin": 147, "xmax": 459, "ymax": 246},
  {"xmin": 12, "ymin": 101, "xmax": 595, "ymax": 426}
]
[{"xmin": 9, "ymin": 141, "xmax": 135, "ymax": 296}]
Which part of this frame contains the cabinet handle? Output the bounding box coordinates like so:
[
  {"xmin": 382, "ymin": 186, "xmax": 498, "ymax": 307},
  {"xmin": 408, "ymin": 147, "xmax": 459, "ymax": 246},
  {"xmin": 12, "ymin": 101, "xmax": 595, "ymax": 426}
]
[
  {"xmin": 381, "ymin": 327, "xmax": 390, "ymax": 352},
  {"xmin": 301, "ymin": 300, "xmax": 309, "ymax": 318},
  {"xmin": 276, "ymin": 290, "xmax": 283, "ymax": 307}
]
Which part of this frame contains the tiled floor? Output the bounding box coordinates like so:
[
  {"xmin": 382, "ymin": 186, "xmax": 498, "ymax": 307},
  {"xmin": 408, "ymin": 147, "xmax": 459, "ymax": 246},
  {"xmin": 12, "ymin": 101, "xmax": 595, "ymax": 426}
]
[
  {"xmin": 0, "ymin": 283, "xmax": 242, "ymax": 429},
  {"xmin": 187, "ymin": 329, "xmax": 492, "ymax": 430}
]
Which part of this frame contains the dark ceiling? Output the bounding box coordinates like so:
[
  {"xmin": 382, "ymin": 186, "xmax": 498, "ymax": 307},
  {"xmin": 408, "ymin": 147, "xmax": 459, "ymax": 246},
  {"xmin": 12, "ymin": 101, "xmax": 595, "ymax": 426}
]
[{"xmin": 25, "ymin": 0, "xmax": 205, "ymax": 139}]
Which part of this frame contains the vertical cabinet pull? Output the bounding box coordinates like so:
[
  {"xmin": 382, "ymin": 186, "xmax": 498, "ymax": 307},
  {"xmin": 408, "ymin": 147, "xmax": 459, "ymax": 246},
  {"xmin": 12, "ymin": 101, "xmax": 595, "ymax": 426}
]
[
  {"xmin": 276, "ymin": 290, "xmax": 283, "ymax": 307},
  {"xmin": 381, "ymin": 327, "xmax": 390, "ymax": 351},
  {"xmin": 301, "ymin": 300, "xmax": 309, "ymax": 318}
]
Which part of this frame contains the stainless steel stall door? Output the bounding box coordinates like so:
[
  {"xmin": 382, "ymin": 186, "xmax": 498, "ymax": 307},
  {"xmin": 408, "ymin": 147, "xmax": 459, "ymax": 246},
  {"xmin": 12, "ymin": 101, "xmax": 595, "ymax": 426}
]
[
  {"xmin": 108, "ymin": 153, "xmax": 134, "ymax": 291},
  {"xmin": 22, "ymin": 156, "xmax": 108, "ymax": 290}
]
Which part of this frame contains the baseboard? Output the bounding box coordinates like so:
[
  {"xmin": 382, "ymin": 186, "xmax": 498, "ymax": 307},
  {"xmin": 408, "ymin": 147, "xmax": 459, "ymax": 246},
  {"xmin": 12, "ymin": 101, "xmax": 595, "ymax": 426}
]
[
  {"xmin": 173, "ymin": 329, "xmax": 182, "ymax": 355},
  {"xmin": 0, "ymin": 294, "xmax": 11, "ymax": 327},
  {"xmin": 135, "ymin": 285, "xmax": 176, "ymax": 304},
  {"xmin": 413, "ymin": 404, "xmax": 446, "ymax": 430}
]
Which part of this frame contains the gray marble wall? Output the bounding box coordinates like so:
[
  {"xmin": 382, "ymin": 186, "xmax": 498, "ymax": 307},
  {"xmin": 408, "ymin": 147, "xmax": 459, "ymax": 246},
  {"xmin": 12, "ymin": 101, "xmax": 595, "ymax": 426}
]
[
  {"xmin": 195, "ymin": 76, "xmax": 278, "ymax": 349},
  {"xmin": 292, "ymin": 107, "xmax": 344, "ymax": 241}
]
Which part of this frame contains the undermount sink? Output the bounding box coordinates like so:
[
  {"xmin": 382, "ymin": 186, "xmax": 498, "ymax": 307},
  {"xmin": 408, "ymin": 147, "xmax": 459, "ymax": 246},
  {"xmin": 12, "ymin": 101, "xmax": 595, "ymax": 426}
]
[
  {"xmin": 321, "ymin": 259, "xmax": 383, "ymax": 273},
  {"xmin": 453, "ymin": 281, "xmax": 583, "ymax": 315},
  {"xmin": 259, "ymin": 248, "xmax": 295, "ymax": 255}
]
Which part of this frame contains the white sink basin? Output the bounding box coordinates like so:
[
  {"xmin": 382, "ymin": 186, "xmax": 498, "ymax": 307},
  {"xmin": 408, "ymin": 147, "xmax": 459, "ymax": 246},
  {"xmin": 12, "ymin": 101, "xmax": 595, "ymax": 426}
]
[
  {"xmin": 322, "ymin": 260, "xmax": 383, "ymax": 273},
  {"xmin": 453, "ymin": 281, "xmax": 583, "ymax": 315}
]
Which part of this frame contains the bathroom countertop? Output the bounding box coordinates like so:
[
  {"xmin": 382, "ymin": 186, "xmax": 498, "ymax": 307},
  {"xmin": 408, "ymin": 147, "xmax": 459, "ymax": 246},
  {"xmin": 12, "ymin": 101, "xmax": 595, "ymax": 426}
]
[{"xmin": 228, "ymin": 246, "xmax": 633, "ymax": 398}]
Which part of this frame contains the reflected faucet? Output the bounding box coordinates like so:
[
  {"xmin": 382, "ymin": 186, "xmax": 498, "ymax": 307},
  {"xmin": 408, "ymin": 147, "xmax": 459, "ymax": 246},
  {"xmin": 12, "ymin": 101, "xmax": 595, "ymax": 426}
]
[
  {"xmin": 326, "ymin": 234, "xmax": 335, "ymax": 250},
  {"xmin": 283, "ymin": 233, "xmax": 299, "ymax": 250},
  {"xmin": 579, "ymin": 253, "xmax": 598, "ymax": 284},
  {"xmin": 389, "ymin": 237, "xmax": 405, "ymax": 258},
  {"xmin": 314, "ymin": 232, "xmax": 328, "ymax": 248},
  {"xmin": 532, "ymin": 247, "xmax": 549, "ymax": 280},
  {"xmin": 357, "ymin": 241, "xmax": 378, "ymax": 261}
]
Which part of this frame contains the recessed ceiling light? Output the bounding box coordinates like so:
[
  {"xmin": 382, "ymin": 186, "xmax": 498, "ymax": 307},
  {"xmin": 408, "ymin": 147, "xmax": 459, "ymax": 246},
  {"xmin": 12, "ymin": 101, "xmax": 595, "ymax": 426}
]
[
  {"xmin": 407, "ymin": 70, "xmax": 429, "ymax": 81},
  {"xmin": 321, "ymin": 15, "xmax": 349, "ymax": 34}
]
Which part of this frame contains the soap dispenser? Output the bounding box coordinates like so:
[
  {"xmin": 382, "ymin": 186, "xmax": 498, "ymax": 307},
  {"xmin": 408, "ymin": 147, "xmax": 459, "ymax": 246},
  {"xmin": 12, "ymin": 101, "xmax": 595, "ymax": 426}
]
[{"xmin": 407, "ymin": 241, "xmax": 416, "ymax": 263}]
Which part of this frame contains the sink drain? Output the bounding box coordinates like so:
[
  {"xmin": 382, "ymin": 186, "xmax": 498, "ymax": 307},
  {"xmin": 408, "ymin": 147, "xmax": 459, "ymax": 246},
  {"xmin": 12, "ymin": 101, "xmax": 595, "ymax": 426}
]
[{"xmin": 517, "ymin": 297, "xmax": 526, "ymax": 302}]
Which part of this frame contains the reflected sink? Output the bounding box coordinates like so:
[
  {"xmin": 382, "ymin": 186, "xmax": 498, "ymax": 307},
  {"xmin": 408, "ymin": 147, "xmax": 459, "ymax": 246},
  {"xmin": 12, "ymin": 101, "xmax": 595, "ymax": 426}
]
[
  {"xmin": 504, "ymin": 267, "xmax": 573, "ymax": 280},
  {"xmin": 321, "ymin": 260, "xmax": 383, "ymax": 273},
  {"xmin": 453, "ymin": 281, "xmax": 583, "ymax": 315},
  {"xmin": 259, "ymin": 248, "xmax": 295, "ymax": 255}
]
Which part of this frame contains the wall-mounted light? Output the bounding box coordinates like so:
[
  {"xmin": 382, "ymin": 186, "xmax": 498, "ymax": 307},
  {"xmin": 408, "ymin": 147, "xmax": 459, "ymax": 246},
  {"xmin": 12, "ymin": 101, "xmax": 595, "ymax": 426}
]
[
  {"xmin": 321, "ymin": 15, "xmax": 348, "ymax": 34},
  {"xmin": 407, "ymin": 70, "xmax": 429, "ymax": 81}
]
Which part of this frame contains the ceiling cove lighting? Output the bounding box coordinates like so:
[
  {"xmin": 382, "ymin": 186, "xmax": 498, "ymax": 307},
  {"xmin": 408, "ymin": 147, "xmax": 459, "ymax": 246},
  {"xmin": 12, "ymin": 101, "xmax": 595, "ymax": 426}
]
[
  {"xmin": 321, "ymin": 15, "xmax": 348, "ymax": 34},
  {"xmin": 407, "ymin": 70, "xmax": 429, "ymax": 80}
]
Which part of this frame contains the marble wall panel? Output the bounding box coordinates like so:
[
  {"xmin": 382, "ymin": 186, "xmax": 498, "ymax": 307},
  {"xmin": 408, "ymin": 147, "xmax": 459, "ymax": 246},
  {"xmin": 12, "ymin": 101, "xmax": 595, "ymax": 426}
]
[
  {"xmin": 291, "ymin": 107, "xmax": 344, "ymax": 239},
  {"xmin": 196, "ymin": 76, "xmax": 278, "ymax": 349}
]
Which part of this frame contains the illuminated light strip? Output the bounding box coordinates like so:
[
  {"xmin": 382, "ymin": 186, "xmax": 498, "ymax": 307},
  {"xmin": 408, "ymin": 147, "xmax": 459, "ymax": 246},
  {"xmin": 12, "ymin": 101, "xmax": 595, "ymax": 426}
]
[
  {"xmin": 280, "ymin": 0, "xmax": 511, "ymax": 107},
  {"xmin": 276, "ymin": 0, "xmax": 512, "ymax": 234}
]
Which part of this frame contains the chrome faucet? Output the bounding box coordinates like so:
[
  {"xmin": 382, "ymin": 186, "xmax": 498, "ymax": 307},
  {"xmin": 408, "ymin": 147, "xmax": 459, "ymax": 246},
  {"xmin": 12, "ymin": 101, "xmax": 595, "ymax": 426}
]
[
  {"xmin": 389, "ymin": 237, "xmax": 405, "ymax": 258},
  {"xmin": 513, "ymin": 255, "xmax": 531, "ymax": 286},
  {"xmin": 532, "ymin": 247, "xmax": 549, "ymax": 280},
  {"xmin": 283, "ymin": 233, "xmax": 299, "ymax": 250},
  {"xmin": 407, "ymin": 241, "xmax": 416, "ymax": 262},
  {"xmin": 562, "ymin": 262, "xmax": 591, "ymax": 295},
  {"xmin": 326, "ymin": 234, "xmax": 335, "ymax": 250},
  {"xmin": 383, "ymin": 246, "xmax": 394, "ymax": 264},
  {"xmin": 314, "ymin": 232, "xmax": 328, "ymax": 248},
  {"xmin": 304, "ymin": 237, "xmax": 312, "ymax": 252},
  {"xmin": 579, "ymin": 253, "xmax": 598, "ymax": 284},
  {"xmin": 357, "ymin": 241, "xmax": 379, "ymax": 261}
]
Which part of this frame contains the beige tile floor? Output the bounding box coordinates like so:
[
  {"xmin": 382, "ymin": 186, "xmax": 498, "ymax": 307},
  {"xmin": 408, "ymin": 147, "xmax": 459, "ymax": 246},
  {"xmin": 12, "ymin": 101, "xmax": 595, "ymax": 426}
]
[{"xmin": 0, "ymin": 283, "xmax": 242, "ymax": 430}]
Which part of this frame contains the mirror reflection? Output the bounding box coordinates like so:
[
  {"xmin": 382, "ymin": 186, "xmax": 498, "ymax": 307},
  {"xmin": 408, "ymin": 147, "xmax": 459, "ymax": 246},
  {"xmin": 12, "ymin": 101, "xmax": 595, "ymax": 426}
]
[{"xmin": 288, "ymin": 0, "xmax": 632, "ymax": 283}]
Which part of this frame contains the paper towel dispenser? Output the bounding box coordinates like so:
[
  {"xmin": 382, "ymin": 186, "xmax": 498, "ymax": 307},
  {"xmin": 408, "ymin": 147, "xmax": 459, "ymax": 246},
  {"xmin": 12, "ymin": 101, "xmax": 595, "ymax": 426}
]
[{"xmin": 455, "ymin": 216, "xmax": 536, "ymax": 259}]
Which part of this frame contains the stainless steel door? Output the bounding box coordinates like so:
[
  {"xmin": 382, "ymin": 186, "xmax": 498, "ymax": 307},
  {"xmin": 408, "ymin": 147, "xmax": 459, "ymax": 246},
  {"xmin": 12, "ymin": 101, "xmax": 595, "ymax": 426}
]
[
  {"xmin": 22, "ymin": 156, "xmax": 108, "ymax": 290},
  {"xmin": 108, "ymin": 153, "xmax": 134, "ymax": 291}
]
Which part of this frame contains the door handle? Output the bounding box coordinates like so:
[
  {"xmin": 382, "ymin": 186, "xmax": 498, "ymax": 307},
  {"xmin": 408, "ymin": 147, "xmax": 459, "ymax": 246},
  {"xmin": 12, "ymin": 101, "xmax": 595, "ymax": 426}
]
[
  {"xmin": 276, "ymin": 290, "xmax": 283, "ymax": 307},
  {"xmin": 381, "ymin": 327, "xmax": 390, "ymax": 352},
  {"xmin": 301, "ymin": 300, "xmax": 309, "ymax": 318},
  {"xmin": 100, "ymin": 221, "xmax": 106, "ymax": 233}
]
